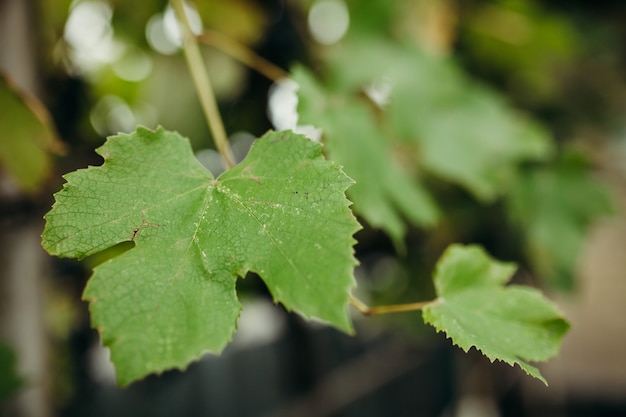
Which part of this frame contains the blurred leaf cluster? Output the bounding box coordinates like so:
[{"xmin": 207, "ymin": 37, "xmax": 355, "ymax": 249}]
[{"xmin": 292, "ymin": 0, "xmax": 614, "ymax": 293}]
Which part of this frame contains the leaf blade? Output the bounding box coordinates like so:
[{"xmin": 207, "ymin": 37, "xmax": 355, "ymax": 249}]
[
  {"xmin": 294, "ymin": 66, "xmax": 439, "ymax": 248},
  {"xmin": 423, "ymin": 244, "xmax": 569, "ymax": 384},
  {"xmin": 43, "ymin": 127, "xmax": 360, "ymax": 385}
]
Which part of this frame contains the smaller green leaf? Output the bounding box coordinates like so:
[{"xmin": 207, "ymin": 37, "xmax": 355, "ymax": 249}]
[{"xmin": 423, "ymin": 244, "xmax": 569, "ymax": 384}]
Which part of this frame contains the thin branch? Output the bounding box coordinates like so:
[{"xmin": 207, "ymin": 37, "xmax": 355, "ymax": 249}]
[
  {"xmin": 170, "ymin": 0, "xmax": 236, "ymax": 169},
  {"xmin": 350, "ymin": 295, "xmax": 434, "ymax": 316},
  {"xmin": 197, "ymin": 30, "xmax": 289, "ymax": 82}
]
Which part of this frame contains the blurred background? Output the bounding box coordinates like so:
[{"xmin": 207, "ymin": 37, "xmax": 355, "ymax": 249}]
[{"xmin": 1, "ymin": 0, "xmax": 626, "ymax": 416}]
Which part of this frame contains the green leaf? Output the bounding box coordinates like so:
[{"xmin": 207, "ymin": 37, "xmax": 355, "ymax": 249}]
[
  {"xmin": 0, "ymin": 74, "xmax": 64, "ymax": 193},
  {"xmin": 293, "ymin": 65, "xmax": 439, "ymax": 248},
  {"xmin": 400, "ymin": 85, "xmax": 553, "ymax": 201},
  {"xmin": 507, "ymin": 152, "xmax": 613, "ymax": 289},
  {"xmin": 42, "ymin": 127, "xmax": 360, "ymax": 385},
  {"xmin": 423, "ymin": 244, "xmax": 569, "ymax": 384},
  {"xmin": 326, "ymin": 39, "xmax": 553, "ymax": 201}
]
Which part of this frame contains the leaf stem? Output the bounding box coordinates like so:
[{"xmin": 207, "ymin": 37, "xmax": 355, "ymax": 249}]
[
  {"xmin": 350, "ymin": 295, "xmax": 434, "ymax": 316},
  {"xmin": 170, "ymin": 0, "xmax": 235, "ymax": 169},
  {"xmin": 197, "ymin": 30, "xmax": 289, "ymax": 82}
]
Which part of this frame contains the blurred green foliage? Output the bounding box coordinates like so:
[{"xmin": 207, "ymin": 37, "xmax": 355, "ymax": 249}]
[
  {"xmin": 0, "ymin": 76, "xmax": 63, "ymax": 193},
  {"xmin": 460, "ymin": 0, "xmax": 581, "ymax": 101},
  {"xmin": 507, "ymin": 152, "xmax": 614, "ymax": 289},
  {"xmin": 0, "ymin": 340, "xmax": 22, "ymax": 400}
]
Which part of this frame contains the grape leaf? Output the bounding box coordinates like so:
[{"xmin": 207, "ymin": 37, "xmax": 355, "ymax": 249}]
[
  {"xmin": 293, "ymin": 65, "xmax": 439, "ymax": 249},
  {"xmin": 395, "ymin": 85, "xmax": 552, "ymax": 201},
  {"xmin": 507, "ymin": 152, "xmax": 613, "ymax": 289},
  {"xmin": 422, "ymin": 244, "xmax": 569, "ymax": 385},
  {"xmin": 326, "ymin": 38, "xmax": 553, "ymax": 201},
  {"xmin": 42, "ymin": 127, "xmax": 360, "ymax": 385}
]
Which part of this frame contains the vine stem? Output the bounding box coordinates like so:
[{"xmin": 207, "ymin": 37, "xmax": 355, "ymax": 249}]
[
  {"xmin": 197, "ymin": 30, "xmax": 289, "ymax": 82},
  {"xmin": 170, "ymin": 0, "xmax": 236, "ymax": 169},
  {"xmin": 350, "ymin": 295, "xmax": 434, "ymax": 316}
]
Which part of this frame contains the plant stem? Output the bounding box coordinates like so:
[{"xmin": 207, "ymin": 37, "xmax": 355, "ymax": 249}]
[
  {"xmin": 350, "ymin": 295, "xmax": 433, "ymax": 316},
  {"xmin": 170, "ymin": 0, "xmax": 235, "ymax": 169},
  {"xmin": 197, "ymin": 30, "xmax": 289, "ymax": 82}
]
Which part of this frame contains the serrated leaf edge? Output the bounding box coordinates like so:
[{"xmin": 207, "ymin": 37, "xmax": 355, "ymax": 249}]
[{"xmin": 423, "ymin": 299, "xmax": 549, "ymax": 385}]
